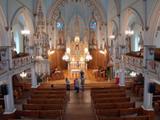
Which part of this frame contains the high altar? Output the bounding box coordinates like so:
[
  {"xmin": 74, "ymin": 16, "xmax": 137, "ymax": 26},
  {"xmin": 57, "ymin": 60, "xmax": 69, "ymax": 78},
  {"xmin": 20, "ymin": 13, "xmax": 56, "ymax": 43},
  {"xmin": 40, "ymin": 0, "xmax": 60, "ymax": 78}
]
[
  {"xmin": 65, "ymin": 36, "xmax": 92, "ymax": 78},
  {"xmin": 62, "ymin": 16, "xmax": 92, "ymax": 77},
  {"xmin": 68, "ymin": 37, "xmax": 88, "ymax": 71}
]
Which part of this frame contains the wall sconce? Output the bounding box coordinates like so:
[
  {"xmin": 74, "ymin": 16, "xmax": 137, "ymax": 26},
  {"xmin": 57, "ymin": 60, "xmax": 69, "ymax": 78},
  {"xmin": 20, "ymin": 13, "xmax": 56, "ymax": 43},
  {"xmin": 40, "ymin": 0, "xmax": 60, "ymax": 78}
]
[
  {"xmin": 125, "ymin": 30, "xmax": 134, "ymax": 36},
  {"xmin": 62, "ymin": 52, "xmax": 70, "ymax": 62},
  {"xmin": 109, "ymin": 35, "xmax": 115, "ymax": 39},
  {"xmin": 48, "ymin": 49, "xmax": 55, "ymax": 56},
  {"xmin": 21, "ymin": 29, "xmax": 30, "ymax": 35},
  {"xmin": 20, "ymin": 71, "xmax": 27, "ymax": 78},
  {"xmin": 85, "ymin": 53, "xmax": 92, "ymax": 62}
]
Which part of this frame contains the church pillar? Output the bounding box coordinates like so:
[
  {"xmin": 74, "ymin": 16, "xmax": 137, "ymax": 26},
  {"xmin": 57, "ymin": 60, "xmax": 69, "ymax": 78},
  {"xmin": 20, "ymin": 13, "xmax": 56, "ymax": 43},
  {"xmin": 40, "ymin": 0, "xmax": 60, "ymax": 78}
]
[
  {"xmin": 8, "ymin": 47, "xmax": 13, "ymax": 69},
  {"xmin": 31, "ymin": 66, "xmax": 38, "ymax": 88},
  {"xmin": 119, "ymin": 56, "xmax": 125, "ymax": 86},
  {"xmin": 142, "ymin": 45, "xmax": 154, "ymax": 110},
  {"xmin": 112, "ymin": 38, "xmax": 117, "ymax": 78},
  {"xmin": 142, "ymin": 73, "xmax": 153, "ymax": 110},
  {"xmin": 3, "ymin": 76, "xmax": 16, "ymax": 114}
]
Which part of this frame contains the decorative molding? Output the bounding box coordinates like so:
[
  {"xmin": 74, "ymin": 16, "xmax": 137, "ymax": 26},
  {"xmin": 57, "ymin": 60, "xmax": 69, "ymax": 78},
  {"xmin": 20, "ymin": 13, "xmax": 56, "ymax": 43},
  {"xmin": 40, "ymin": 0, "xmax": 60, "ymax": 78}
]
[{"xmin": 47, "ymin": 0, "xmax": 105, "ymax": 23}]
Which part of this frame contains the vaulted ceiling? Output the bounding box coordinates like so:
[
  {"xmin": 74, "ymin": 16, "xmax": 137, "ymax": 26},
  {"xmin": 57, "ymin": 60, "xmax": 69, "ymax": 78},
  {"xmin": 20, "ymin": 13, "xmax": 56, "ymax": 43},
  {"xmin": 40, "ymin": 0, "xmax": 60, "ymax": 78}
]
[{"xmin": 38, "ymin": 0, "xmax": 119, "ymax": 21}]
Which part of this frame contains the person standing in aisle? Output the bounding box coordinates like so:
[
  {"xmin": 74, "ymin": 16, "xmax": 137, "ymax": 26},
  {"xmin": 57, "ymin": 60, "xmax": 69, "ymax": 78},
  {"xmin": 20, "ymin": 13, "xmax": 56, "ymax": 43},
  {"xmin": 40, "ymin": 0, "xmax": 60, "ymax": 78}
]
[
  {"xmin": 65, "ymin": 78, "xmax": 70, "ymax": 91},
  {"xmin": 80, "ymin": 70, "xmax": 85, "ymax": 91},
  {"xmin": 74, "ymin": 78, "xmax": 80, "ymax": 93}
]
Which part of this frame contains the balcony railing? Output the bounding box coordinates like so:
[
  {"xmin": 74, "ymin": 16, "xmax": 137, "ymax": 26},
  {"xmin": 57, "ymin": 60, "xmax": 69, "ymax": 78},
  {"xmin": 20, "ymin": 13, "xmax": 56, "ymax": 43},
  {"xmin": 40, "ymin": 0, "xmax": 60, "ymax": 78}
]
[
  {"xmin": 147, "ymin": 60, "xmax": 160, "ymax": 75},
  {"xmin": 124, "ymin": 55, "xmax": 160, "ymax": 80},
  {"xmin": 123, "ymin": 55, "xmax": 143, "ymax": 69},
  {"xmin": 0, "ymin": 61, "xmax": 8, "ymax": 75},
  {"xmin": 12, "ymin": 55, "xmax": 33, "ymax": 69}
]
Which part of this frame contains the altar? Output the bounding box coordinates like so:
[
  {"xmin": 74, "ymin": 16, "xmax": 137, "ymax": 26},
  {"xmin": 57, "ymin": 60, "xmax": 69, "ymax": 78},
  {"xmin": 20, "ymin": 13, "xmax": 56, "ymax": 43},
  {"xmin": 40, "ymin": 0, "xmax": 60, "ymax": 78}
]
[
  {"xmin": 62, "ymin": 16, "xmax": 92, "ymax": 78},
  {"xmin": 70, "ymin": 69, "xmax": 81, "ymax": 78}
]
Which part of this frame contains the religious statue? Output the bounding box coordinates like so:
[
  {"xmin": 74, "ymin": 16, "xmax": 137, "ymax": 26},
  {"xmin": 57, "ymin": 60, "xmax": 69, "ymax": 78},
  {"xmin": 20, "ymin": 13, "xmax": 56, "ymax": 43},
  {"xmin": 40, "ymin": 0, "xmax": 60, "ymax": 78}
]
[
  {"xmin": 91, "ymin": 32, "xmax": 97, "ymax": 47},
  {"xmin": 126, "ymin": 36, "xmax": 131, "ymax": 53},
  {"xmin": 138, "ymin": 32, "xmax": 144, "ymax": 50},
  {"xmin": 57, "ymin": 30, "xmax": 64, "ymax": 46}
]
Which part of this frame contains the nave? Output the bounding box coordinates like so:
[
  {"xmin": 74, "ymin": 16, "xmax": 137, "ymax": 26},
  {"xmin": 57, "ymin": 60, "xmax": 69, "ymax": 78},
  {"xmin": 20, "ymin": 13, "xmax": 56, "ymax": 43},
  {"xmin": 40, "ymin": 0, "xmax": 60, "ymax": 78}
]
[{"xmin": 1, "ymin": 0, "xmax": 160, "ymax": 120}]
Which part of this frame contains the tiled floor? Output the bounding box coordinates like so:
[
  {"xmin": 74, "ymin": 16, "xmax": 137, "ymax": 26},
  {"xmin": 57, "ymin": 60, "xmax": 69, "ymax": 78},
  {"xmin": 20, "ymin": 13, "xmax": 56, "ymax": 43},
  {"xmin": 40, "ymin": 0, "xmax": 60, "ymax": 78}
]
[{"xmin": 64, "ymin": 90, "xmax": 96, "ymax": 120}]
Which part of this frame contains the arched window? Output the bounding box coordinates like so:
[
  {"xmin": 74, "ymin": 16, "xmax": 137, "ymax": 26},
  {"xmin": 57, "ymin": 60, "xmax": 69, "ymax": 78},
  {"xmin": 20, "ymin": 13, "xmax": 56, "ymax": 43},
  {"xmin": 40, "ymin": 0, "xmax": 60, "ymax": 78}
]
[
  {"xmin": 89, "ymin": 12, "xmax": 97, "ymax": 31},
  {"xmin": 56, "ymin": 21, "xmax": 64, "ymax": 30},
  {"xmin": 56, "ymin": 11, "xmax": 64, "ymax": 30},
  {"xmin": 90, "ymin": 20, "xmax": 97, "ymax": 30}
]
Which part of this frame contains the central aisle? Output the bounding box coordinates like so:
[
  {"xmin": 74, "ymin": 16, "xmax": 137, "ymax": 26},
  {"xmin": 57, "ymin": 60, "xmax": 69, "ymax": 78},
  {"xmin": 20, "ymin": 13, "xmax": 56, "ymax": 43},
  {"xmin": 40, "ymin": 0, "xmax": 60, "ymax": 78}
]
[{"xmin": 64, "ymin": 90, "xmax": 96, "ymax": 120}]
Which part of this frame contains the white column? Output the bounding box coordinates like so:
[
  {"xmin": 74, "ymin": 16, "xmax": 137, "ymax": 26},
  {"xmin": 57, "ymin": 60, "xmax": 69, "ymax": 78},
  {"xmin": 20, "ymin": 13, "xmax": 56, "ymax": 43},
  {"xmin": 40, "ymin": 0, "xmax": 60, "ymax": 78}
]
[
  {"xmin": 4, "ymin": 76, "xmax": 16, "ymax": 114},
  {"xmin": 112, "ymin": 39, "xmax": 116, "ymax": 78},
  {"xmin": 31, "ymin": 66, "xmax": 38, "ymax": 88},
  {"xmin": 142, "ymin": 73, "xmax": 153, "ymax": 110},
  {"xmin": 119, "ymin": 56, "xmax": 125, "ymax": 86},
  {"xmin": 8, "ymin": 47, "xmax": 13, "ymax": 69}
]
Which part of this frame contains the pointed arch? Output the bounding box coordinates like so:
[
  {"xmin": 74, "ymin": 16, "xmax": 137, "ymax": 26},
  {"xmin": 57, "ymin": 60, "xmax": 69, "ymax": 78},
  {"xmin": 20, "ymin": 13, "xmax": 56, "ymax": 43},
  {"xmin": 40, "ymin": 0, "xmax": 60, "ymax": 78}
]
[
  {"xmin": 111, "ymin": 20, "xmax": 119, "ymax": 37},
  {"xmin": 123, "ymin": 7, "xmax": 144, "ymax": 31},
  {"xmin": 0, "ymin": 5, "xmax": 8, "ymax": 46},
  {"xmin": 114, "ymin": 0, "xmax": 121, "ymax": 15},
  {"xmin": 148, "ymin": 0, "xmax": 160, "ymax": 45},
  {"xmin": 10, "ymin": 7, "xmax": 34, "ymax": 33},
  {"xmin": 47, "ymin": 0, "xmax": 106, "ymax": 23}
]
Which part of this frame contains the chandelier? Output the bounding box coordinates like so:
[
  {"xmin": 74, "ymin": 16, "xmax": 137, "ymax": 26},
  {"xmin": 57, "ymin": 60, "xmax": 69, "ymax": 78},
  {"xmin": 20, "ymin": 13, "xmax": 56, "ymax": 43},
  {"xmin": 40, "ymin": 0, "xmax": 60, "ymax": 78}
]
[
  {"xmin": 48, "ymin": 49, "xmax": 55, "ymax": 55},
  {"xmin": 62, "ymin": 52, "xmax": 70, "ymax": 61},
  {"xmin": 20, "ymin": 72, "xmax": 27, "ymax": 78},
  {"xmin": 85, "ymin": 53, "xmax": 92, "ymax": 62}
]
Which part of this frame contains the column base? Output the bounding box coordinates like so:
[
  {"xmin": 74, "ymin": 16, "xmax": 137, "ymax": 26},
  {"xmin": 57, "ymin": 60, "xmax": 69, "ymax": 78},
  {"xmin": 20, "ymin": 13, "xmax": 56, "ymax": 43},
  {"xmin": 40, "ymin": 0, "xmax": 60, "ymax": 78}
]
[
  {"xmin": 141, "ymin": 105, "xmax": 154, "ymax": 111},
  {"xmin": 3, "ymin": 108, "xmax": 16, "ymax": 115},
  {"xmin": 119, "ymin": 83, "xmax": 125, "ymax": 87},
  {"xmin": 31, "ymin": 84, "xmax": 40, "ymax": 88}
]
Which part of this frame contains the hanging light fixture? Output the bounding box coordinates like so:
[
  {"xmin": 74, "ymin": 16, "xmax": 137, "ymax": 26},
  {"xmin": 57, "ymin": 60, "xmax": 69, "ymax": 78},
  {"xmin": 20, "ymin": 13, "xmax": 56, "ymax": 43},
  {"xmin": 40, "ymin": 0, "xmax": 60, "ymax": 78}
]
[
  {"xmin": 21, "ymin": 29, "xmax": 30, "ymax": 35},
  {"xmin": 62, "ymin": 52, "xmax": 70, "ymax": 61},
  {"xmin": 109, "ymin": 35, "xmax": 115, "ymax": 39},
  {"xmin": 20, "ymin": 72, "xmax": 27, "ymax": 78},
  {"xmin": 85, "ymin": 53, "xmax": 92, "ymax": 62},
  {"xmin": 48, "ymin": 49, "xmax": 55, "ymax": 55},
  {"xmin": 125, "ymin": 29, "xmax": 134, "ymax": 36}
]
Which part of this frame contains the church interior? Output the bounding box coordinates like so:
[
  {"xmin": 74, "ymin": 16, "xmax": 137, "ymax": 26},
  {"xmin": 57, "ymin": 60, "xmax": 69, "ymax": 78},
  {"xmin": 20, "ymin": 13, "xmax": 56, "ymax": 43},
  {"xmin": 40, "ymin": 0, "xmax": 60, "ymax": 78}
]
[{"xmin": 0, "ymin": 0, "xmax": 160, "ymax": 120}]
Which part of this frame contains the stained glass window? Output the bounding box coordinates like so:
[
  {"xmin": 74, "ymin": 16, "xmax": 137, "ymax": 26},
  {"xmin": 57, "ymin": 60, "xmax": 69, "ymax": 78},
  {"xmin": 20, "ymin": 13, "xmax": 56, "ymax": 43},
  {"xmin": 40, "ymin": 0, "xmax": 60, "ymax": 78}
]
[
  {"xmin": 90, "ymin": 21, "xmax": 97, "ymax": 30},
  {"xmin": 56, "ymin": 21, "xmax": 64, "ymax": 30}
]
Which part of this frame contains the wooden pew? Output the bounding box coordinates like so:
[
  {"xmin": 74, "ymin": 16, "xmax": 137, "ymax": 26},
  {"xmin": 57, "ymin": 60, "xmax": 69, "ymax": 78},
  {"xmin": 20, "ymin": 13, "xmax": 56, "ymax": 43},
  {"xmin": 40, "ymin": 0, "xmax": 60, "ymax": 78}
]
[
  {"xmin": 15, "ymin": 110, "xmax": 39, "ymax": 119},
  {"xmin": 94, "ymin": 102, "xmax": 135, "ymax": 109},
  {"xmin": 92, "ymin": 96, "xmax": 130, "ymax": 103},
  {"xmin": 16, "ymin": 110, "xmax": 62, "ymax": 120},
  {"xmin": 92, "ymin": 97, "xmax": 130, "ymax": 104},
  {"xmin": 91, "ymin": 93, "xmax": 126, "ymax": 98},
  {"xmin": 91, "ymin": 88, "xmax": 125, "ymax": 93},
  {"xmin": 31, "ymin": 91, "xmax": 66, "ymax": 94},
  {"xmin": 27, "ymin": 99, "xmax": 65, "ymax": 104},
  {"xmin": 96, "ymin": 108, "xmax": 141, "ymax": 118},
  {"xmin": 97, "ymin": 116, "xmax": 149, "ymax": 120},
  {"xmin": 30, "ymin": 94, "xmax": 66, "ymax": 98},
  {"xmin": 23, "ymin": 104, "xmax": 64, "ymax": 111}
]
